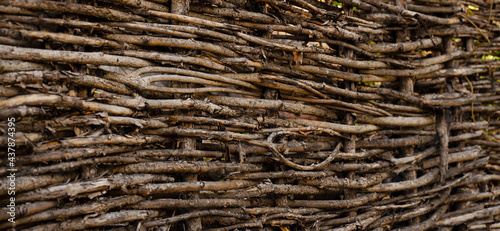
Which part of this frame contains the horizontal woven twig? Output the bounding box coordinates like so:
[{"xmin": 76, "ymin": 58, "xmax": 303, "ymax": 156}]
[{"xmin": 0, "ymin": 0, "xmax": 499, "ymax": 230}]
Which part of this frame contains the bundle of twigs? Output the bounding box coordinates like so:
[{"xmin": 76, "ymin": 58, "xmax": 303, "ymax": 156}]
[{"xmin": 0, "ymin": 0, "xmax": 499, "ymax": 230}]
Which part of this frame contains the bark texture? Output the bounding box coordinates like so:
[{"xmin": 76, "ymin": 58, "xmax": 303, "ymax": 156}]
[{"xmin": 0, "ymin": 0, "xmax": 499, "ymax": 230}]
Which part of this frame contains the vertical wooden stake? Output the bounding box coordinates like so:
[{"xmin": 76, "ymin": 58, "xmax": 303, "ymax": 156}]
[
  {"xmin": 170, "ymin": 1, "xmax": 200, "ymax": 230},
  {"xmin": 436, "ymin": 109, "xmax": 449, "ymax": 184}
]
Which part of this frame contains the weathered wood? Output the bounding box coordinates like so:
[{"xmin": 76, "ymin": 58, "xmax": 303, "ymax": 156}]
[{"xmin": 0, "ymin": 0, "xmax": 498, "ymax": 229}]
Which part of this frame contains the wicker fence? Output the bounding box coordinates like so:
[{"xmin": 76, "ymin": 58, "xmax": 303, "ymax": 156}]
[{"xmin": 0, "ymin": 0, "xmax": 499, "ymax": 230}]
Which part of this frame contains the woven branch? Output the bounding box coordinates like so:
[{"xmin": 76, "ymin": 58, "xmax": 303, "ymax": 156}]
[{"xmin": 0, "ymin": 0, "xmax": 499, "ymax": 230}]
